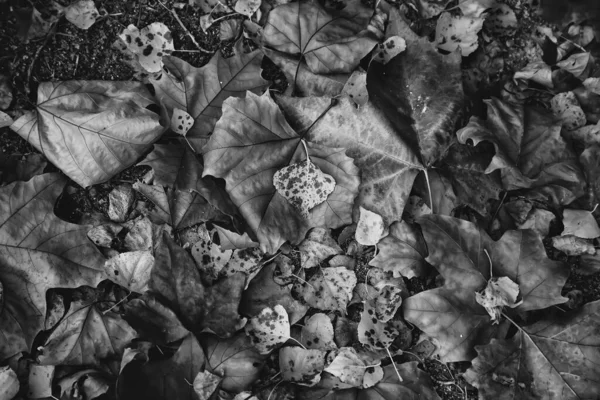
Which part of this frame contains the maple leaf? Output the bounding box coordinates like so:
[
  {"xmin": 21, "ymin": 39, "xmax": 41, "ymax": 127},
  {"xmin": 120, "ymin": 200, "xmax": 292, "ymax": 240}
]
[
  {"xmin": 403, "ymin": 215, "xmax": 569, "ymax": 362},
  {"xmin": 202, "ymin": 333, "xmax": 265, "ymax": 392},
  {"xmin": 369, "ymin": 221, "xmax": 427, "ymax": 279},
  {"xmin": 10, "ymin": 81, "xmax": 165, "ymax": 187},
  {"xmin": 280, "ymin": 347, "xmax": 326, "ymax": 386},
  {"xmin": 203, "ymin": 92, "xmax": 360, "ymax": 254},
  {"xmin": 367, "ymin": 10, "xmax": 464, "ymax": 167},
  {"xmin": 293, "ymin": 267, "xmax": 357, "ymax": 313},
  {"xmin": 276, "ymin": 95, "xmax": 422, "ymax": 225},
  {"xmin": 0, "ymin": 174, "xmax": 105, "ymax": 360},
  {"xmin": 457, "ymin": 98, "xmax": 586, "ymax": 205},
  {"xmin": 262, "ymin": 0, "xmax": 378, "ymax": 74},
  {"xmin": 38, "ymin": 297, "xmax": 137, "ymax": 366},
  {"xmin": 465, "ymin": 300, "xmax": 600, "ymax": 399},
  {"xmin": 148, "ymin": 40, "xmax": 269, "ymax": 152}
]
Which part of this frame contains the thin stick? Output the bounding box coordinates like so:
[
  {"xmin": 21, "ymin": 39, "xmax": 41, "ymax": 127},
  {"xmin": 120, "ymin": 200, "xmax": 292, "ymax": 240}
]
[
  {"xmin": 102, "ymin": 291, "xmax": 132, "ymax": 315},
  {"xmin": 483, "ymin": 249, "xmax": 493, "ymax": 278},
  {"xmin": 288, "ymin": 337, "xmax": 307, "ymax": 349},
  {"xmin": 423, "ymin": 169, "xmax": 434, "ymax": 214},
  {"xmin": 170, "ymin": 8, "xmax": 212, "ymax": 53},
  {"xmin": 385, "ymin": 347, "xmax": 403, "ymax": 382}
]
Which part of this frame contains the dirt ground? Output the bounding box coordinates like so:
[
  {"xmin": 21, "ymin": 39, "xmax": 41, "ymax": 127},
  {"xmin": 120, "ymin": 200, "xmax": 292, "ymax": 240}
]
[{"xmin": 1, "ymin": 1, "xmax": 600, "ymax": 399}]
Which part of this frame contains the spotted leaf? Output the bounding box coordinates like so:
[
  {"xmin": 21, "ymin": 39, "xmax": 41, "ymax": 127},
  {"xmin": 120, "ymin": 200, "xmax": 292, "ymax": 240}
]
[{"xmin": 245, "ymin": 305, "xmax": 290, "ymax": 354}]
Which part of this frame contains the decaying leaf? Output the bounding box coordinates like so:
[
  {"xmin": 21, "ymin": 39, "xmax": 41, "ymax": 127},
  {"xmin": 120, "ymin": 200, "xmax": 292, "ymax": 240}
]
[
  {"xmin": 324, "ymin": 347, "xmax": 383, "ymax": 389},
  {"xmin": 342, "ymin": 70, "xmax": 368, "ymax": 108},
  {"xmin": 214, "ymin": 225, "xmax": 259, "ymax": 250},
  {"xmin": 203, "ymin": 93, "xmax": 360, "ymax": 254},
  {"xmin": 552, "ymin": 235, "xmax": 596, "ymax": 255},
  {"xmin": 116, "ymin": 22, "xmax": 174, "ymax": 74},
  {"xmin": 28, "ymin": 364, "xmax": 54, "ymax": 398},
  {"xmin": 358, "ymin": 297, "xmax": 401, "ymax": 350},
  {"xmin": 465, "ymin": 300, "xmax": 600, "ymax": 400},
  {"xmin": 57, "ymin": 369, "xmax": 110, "ymax": 400},
  {"xmin": 235, "ymin": 0, "xmax": 261, "ymax": 16},
  {"xmin": 475, "ymin": 276, "xmax": 521, "ymax": 323},
  {"xmin": 299, "ymin": 228, "xmax": 342, "ymax": 269},
  {"xmin": 65, "ymin": 0, "xmax": 99, "ymax": 30},
  {"xmin": 294, "ymin": 267, "xmax": 357, "ymax": 313},
  {"xmin": 105, "ymin": 251, "xmax": 154, "ymax": 293},
  {"xmin": 0, "ymin": 174, "xmax": 105, "ymax": 361},
  {"xmin": 373, "ymin": 36, "xmax": 406, "ymax": 65},
  {"xmin": 148, "ymin": 40, "xmax": 269, "ymax": 152},
  {"xmin": 123, "ymin": 294, "xmax": 189, "ymax": 344},
  {"xmin": 561, "ymin": 208, "xmax": 600, "ymax": 239},
  {"xmin": 355, "ymin": 207, "xmax": 385, "ymax": 246},
  {"xmin": 300, "ymin": 313, "xmax": 337, "ymax": 350},
  {"xmin": 245, "ymin": 305, "xmax": 290, "ymax": 354},
  {"xmin": 0, "ymin": 366, "xmax": 19, "ymax": 400},
  {"xmin": 170, "ymin": 108, "xmax": 194, "ymax": 136},
  {"xmin": 0, "ymin": 150, "xmax": 47, "ymax": 186},
  {"xmin": 279, "ymin": 347, "xmax": 326, "ymax": 386},
  {"xmin": 193, "ymin": 370, "xmax": 222, "ymax": 400},
  {"xmin": 10, "ymin": 81, "xmax": 165, "ymax": 187},
  {"xmin": 262, "ymin": 0, "xmax": 378, "ymax": 74},
  {"xmin": 436, "ymin": 12, "xmax": 484, "ymax": 56},
  {"xmin": 551, "ymin": 91, "xmax": 587, "ymax": 131}
]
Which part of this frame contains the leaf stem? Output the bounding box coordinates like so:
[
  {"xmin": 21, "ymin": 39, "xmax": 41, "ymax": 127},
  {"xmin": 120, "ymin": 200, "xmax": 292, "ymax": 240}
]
[
  {"xmin": 287, "ymin": 337, "xmax": 307, "ymax": 349},
  {"xmin": 385, "ymin": 347, "xmax": 403, "ymax": 382},
  {"xmin": 424, "ymin": 169, "xmax": 434, "ymax": 214}
]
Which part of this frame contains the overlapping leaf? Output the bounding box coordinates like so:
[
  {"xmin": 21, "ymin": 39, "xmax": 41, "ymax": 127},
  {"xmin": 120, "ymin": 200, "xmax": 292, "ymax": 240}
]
[
  {"xmin": 203, "ymin": 92, "xmax": 360, "ymax": 254},
  {"xmin": 280, "ymin": 347, "xmax": 326, "ymax": 386},
  {"xmin": 262, "ymin": 0, "xmax": 378, "ymax": 74},
  {"xmin": 403, "ymin": 215, "xmax": 569, "ymax": 362},
  {"xmin": 10, "ymin": 81, "xmax": 165, "ymax": 187},
  {"xmin": 0, "ymin": 174, "xmax": 105, "ymax": 360},
  {"xmin": 276, "ymin": 95, "xmax": 422, "ymax": 225},
  {"xmin": 457, "ymin": 98, "xmax": 585, "ymax": 205},
  {"xmin": 294, "ymin": 267, "xmax": 357, "ymax": 313},
  {"xmin": 148, "ymin": 40, "xmax": 269, "ymax": 152},
  {"xmin": 465, "ymin": 300, "xmax": 600, "ymax": 399}
]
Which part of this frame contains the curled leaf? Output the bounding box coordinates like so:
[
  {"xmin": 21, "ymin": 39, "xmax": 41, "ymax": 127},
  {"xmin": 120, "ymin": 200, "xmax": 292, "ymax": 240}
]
[{"xmin": 475, "ymin": 276, "xmax": 521, "ymax": 323}]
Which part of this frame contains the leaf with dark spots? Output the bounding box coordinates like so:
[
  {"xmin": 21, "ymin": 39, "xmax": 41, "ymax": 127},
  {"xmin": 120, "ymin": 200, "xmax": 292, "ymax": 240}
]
[
  {"xmin": 293, "ymin": 267, "xmax": 356, "ymax": 313},
  {"xmin": 366, "ymin": 10, "xmax": 464, "ymax": 167}
]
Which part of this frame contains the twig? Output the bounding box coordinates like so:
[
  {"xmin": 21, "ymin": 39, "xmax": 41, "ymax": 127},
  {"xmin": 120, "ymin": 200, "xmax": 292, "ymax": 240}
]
[
  {"xmin": 385, "ymin": 347, "xmax": 403, "ymax": 382},
  {"xmin": 424, "ymin": 168, "xmax": 434, "ymax": 214},
  {"xmin": 170, "ymin": 8, "xmax": 213, "ymax": 53}
]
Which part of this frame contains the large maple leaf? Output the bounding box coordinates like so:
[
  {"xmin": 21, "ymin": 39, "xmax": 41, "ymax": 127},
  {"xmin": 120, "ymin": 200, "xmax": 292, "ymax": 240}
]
[
  {"xmin": 0, "ymin": 174, "xmax": 105, "ymax": 360},
  {"xmin": 403, "ymin": 215, "xmax": 569, "ymax": 362},
  {"xmin": 465, "ymin": 300, "xmax": 600, "ymax": 399},
  {"xmin": 276, "ymin": 95, "xmax": 422, "ymax": 225},
  {"xmin": 367, "ymin": 8, "xmax": 464, "ymax": 167},
  {"xmin": 203, "ymin": 92, "xmax": 360, "ymax": 254},
  {"xmin": 10, "ymin": 81, "xmax": 165, "ymax": 187},
  {"xmin": 262, "ymin": 0, "xmax": 378, "ymax": 74},
  {"xmin": 148, "ymin": 40, "xmax": 269, "ymax": 153},
  {"xmin": 457, "ymin": 98, "xmax": 585, "ymax": 205}
]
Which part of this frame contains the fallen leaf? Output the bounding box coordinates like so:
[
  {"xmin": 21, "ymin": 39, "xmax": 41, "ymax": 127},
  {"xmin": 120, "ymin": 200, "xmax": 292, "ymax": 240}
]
[
  {"xmin": 57, "ymin": 369, "xmax": 110, "ymax": 400},
  {"xmin": 123, "ymin": 216, "xmax": 154, "ymax": 251},
  {"xmin": 556, "ymin": 52, "xmax": 593, "ymax": 79},
  {"xmin": 0, "ymin": 366, "xmax": 19, "ymax": 400},
  {"xmin": 372, "ymin": 36, "xmax": 406, "ymax": 65},
  {"xmin": 300, "ymin": 313, "xmax": 337, "ymax": 350},
  {"xmin": 201, "ymin": 272, "xmax": 247, "ymax": 337},
  {"xmin": 358, "ymin": 297, "xmax": 402, "ymax": 350},
  {"xmin": 220, "ymin": 18, "xmax": 241, "ymax": 41},
  {"xmin": 324, "ymin": 347, "xmax": 383, "ymax": 389},
  {"xmin": 294, "ymin": 267, "xmax": 357, "ymax": 313},
  {"xmin": 0, "ymin": 150, "xmax": 46, "ymax": 185},
  {"xmin": 214, "ymin": 225, "xmax": 259, "ymax": 250},
  {"xmin": 17, "ymin": 3, "xmax": 64, "ymax": 42},
  {"xmin": 355, "ymin": 207, "xmax": 385, "ymax": 246},
  {"xmin": 116, "ymin": 22, "xmax": 174, "ymax": 74},
  {"xmin": 436, "ymin": 12, "xmax": 484, "ymax": 56},
  {"xmin": 202, "ymin": 333, "xmax": 265, "ymax": 392},
  {"xmin": 552, "ymin": 235, "xmax": 596, "ymax": 255},
  {"xmin": 280, "ymin": 347, "xmax": 326, "ymax": 386},
  {"xmin": 369, "ymin": 221, "xmax": 427, "ymax": 279},
  {"xmin": 235, "ymin": 0, "xmax": 261, "ymax": 16},
  {"xmin": 0, "ymin": 174, "xmax": 104, "ymax": 361},
  {"xmin": 148, "ymin": 40, "xmax": 268, "ymax": 152},
  {"xmin": 65, "ymin": 0, "xmax": 99, "ymax": 29},
  {"xmin": 342, "ymin": 70, "xmax": 368, "ymax": 108},
  {"xmin": 262, "ymin": 0, "xmax": 377, "ymax": 74},
  {"xmin": 28, "ymin": 365, "xmax": 54, "ymax": 398},
  {"xmin": 561, "ymin": 208, "xmax": 600, "ymax": 238},
  {"xmin": 170, "ymin": 108, "xmax": 194, "ymax": 136},
  {"xmin": 581, "ymin": 145, "xmax": 600, "ymax": 205},
  {"xmin": 193, "ymin": 370, "xmax": 222, "ymax": 400},
  {"xmin": 409, "ymin": 0, "xmax": 453, "ymax": 18},
  {"xmin": 373, "ymin": 284, "xmax": 404, "ymax": 323},
  {"xmin": 276, "ymin": 95, "xmax": 422, "ymax": 225},
  {"xmin": 0, "ymin": 111, "xmax": 12, "ymax": 128},
  {"xmin": 105, "ymin": 251, "xmax": 154, "ymax": 292},
  {"xmin": 299, "ymin": 228, "xmax": 342, "ymax": 269},
  {"xmin": 38, "ymin": 297, "xmax": 137, "ymax": 366},
  {"xmin": 359, "ymin": 362, "xmax": 442, "ymax": 399},
  {"xmin": 245, "ymin": 305, "xmax": 290, "ymax": 354},
  {"xmin": 0, "ymin": 75, "xmax": 12, "ymax": 110},
  {"xmin": 203, "ymin": 92, "xmax": 360, "ymax": 254},
  {"xmin": 457, "ymin": 97, "xmax": 585, "ymax": 206},
  {"xmin": 465, "ymin": 300, "xmax": 600, "ymax": 399},
  {"xmin": 513, "ymin": 61, "xmax": 554, "ymax": 88},
  {"xmin": 475, "ymin": 276, "xmax": 521, "ymax": 323},
  {"xmin": 10, "ymin": 81, "xmax": 165, "ymax": 187},
  {"xmin": 485, "ymin": 4, "xmax": 517, "ymax": 35},
  {"xmin": 517, "ymin": 208, "xmax": 555, "ymax": 238},
  {"xmin": 583, "ymin": 77, "xmax": 600, "ymax": 95},
  {"xmin": 551, "ymin": 91, "xmax": 587, "ymax": 131},
  {"xmin": 458, "ymin": 0, "xmax": 496, "ymax": 17},
  {"xmin": 107, "ymin": 183, "xmax": 135, "ymax": 222},
  {"xmin": 403, "ymin": 215, "xmax": 569, "ymax": 362}
]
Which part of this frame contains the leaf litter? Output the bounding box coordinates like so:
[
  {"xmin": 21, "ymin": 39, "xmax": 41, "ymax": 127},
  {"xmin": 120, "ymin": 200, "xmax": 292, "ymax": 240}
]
[{"xmin": 2, "ymin": 0, "xmax": 600, "ymax": 399}]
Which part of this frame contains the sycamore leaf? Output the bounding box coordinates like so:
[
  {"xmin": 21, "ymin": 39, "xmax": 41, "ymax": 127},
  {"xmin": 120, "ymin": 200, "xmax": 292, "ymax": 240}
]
[
  {"xmin": 274, "ymin": 157, "xmax": 336, "ymax": 218},
  {"xmin": 133, "ymin": 182, "xmax": 227, "ymax": 230},
  {"xmin": 369, "ymin": 221, "xmax": 427, "ymax": 279},
  {"xmin": 485, "ymin": 4, "xmax": 517, "ymax": 35},
  {"xmin": 294, "ymin": 267, "xmax": 357, "ymax": 313},
  {"xmin": 299, "ymin": 228, "xmax": 342, "ymax": 269},
  {"xmin": 367, "ymin": 12, "xmax": 464, "ymax": 167},
  {"xmin": 65, "ymin": 0, "xmax": 99, "ymax": 29},
  {"xmin": 245, "ymin": 305, "xmax": 290, "ymax": 354},
  {"xmin": 324, "ymin": 347, "xmax": 383, "ymax": 389},
  {"xmin": 193, "ymin": 370, "xmax": 222, "ymax": 400},
  {"xmin": 0, "ymin": 174, "xmax": 104, "ymax": 361},
  {"xmin": 148, "ymin": 40, "xmax": 269, "ymax": 152},
  {"xmin": 436, "ymin": 12, "xmax": 484, "ymax": 56},
  {"xmin": 105, "ymin": 251, "xmax": 154, "ymax": 293},
  {"xmin": 201, "ymin": 273, "xmax": 247, "ymax": 337},
  {"xmin": 465, "ymin": 300, "xmax": 600, "ymax": 400},
  {"xmin": 203, "ymin": 92, "xmax": 360, "ymax": 254},
  {"xmin": 300, "ymin": 313, "xmax": 337, "ymax": 350},
  {"xmin": 279, "ymin": 347, "xmax": 326, "ymax": 386},
  {"xmin": 562, "ymin": 208, "xmax": 600, "ymax": 239},
  {"xmin": 457, "ymin": 98, "xmax": 585, "ymax": 205},
  {"xmin": 192, "ymin": 236, "xmax": 233, "ymax": 282},
  {"xmin": 355, "ymin": 207, "xmax": 385, "ymax": 246},
  {"xmin": 117, "ymin": 333, "xmax": 205, "ymax": 400},
  {"xmin": 276, "ymin": 95, "xmax": 422, "ymax": 225},
  {"xmin": 513, "ymin": 61, "xmax": 554, "ymax": 88},
  {"xmin": 403, "ymin": 215, "xmax": 569, "ymax": 362},
  {"xmin": 116, "ymin": 22, "xmax": 174, "ymax": 74},
  {"xmin": 138, "ymin": 143, "xmax": 239, "ymax": 218},
  {"xmin": 0, "ymin": 366, "xmax": 19, "ymax": 400},
  {"xmin": 556, "ymin": 52, "xmax": 593, "ymax": 79},
  {"xmin": 262, "ymin": 0, "xmax": 377, "ymax": 74},
  {"xmin": 203, "ymin": 333, "xmax": 265, "ymax": 392},
  {"xmin": 10, "ymin": 82, "xmax": 165, "ymax": 187},
  {"xmin": 123, "ymin": 294, "xmax": 189, "ymax": 344},
  {"xmin": 39, "ymin": 297, "xmax": 137, "ymax": 366},
  {"xmin": 410, "ymin": 0, "xmax": 453, "ymax": 18}
]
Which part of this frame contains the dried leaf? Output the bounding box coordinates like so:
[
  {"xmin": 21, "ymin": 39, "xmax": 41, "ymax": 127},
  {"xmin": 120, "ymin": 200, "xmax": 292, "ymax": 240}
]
[
  {"xmin": 581, "ymin": 145, "xmax": 600, "ymax": 205},
  {"xmin": 280, "ymin": 347, "xmax": 326, "ymax": 386},
  {"xmin": 552, "ymin": 235, "xmax": 596, "ymax": 255},
  {"xmin": 513, "ymin": 61, "xmax": 554, "ymax": 88},
  {"xmin": 342, "ymin": 70, "xmax": 368, "ymax": 108},
  {"xmin": 262, "ymin": 0, "xmax": 377, "ymax": 74},
  {"xmin": 105, "ymin": 251, "xmax": 154, "ymax": 292},
  {"xmin": 300, "ymin": 313, "xmax": 337, "ymax": 350},
  {"xmin": 299, "ymin": 228, "xmax": 342, "ymax": 269},
  {"xmin": 235, "ymin": 0, "xmax": 261, "ymax": 16},
  {"xmin": 214, "ymin": 225, "xmax": 259, "ymax": 250},
  {"xmin": 28, "ymin": 365, "xmax": 54, "ymax": 398},
  {"xmin": 373, "ymin": 36, "xmax": 406, "ymax": 65},
  {"xmin": 170, "ymin": 108, "xmax": 194, "ymax": 136},
  {"xmin": 358, "ymin": 297, "xmax": 401, "ymax": 350},
  {"xmin": 245, "ymin": 305, "xmax": 290, "ymax": 354},
  {"xmin": 551, "ymin": 91, "xmax": 587, "ymax": 131},
  {"xmin": 556, "ymin": 52, "xmax": 593, "ymax": 79},
  {"xmin": 475, "ymin": 276, "xmax": 521, "ymax": 323},
  {"xmin": 10, "ymin": 82, "xmax": 165, "ymax": 187},
  {"xmin": 436, "ymin": 12, "xmax": 483, "ymax": 56},
  {"xmin": 294, "ymin": 267, "xmax": 357, "ymax": 313},
  {"xmin": 355, "ymin": 207, "xmax": 385, "ymax": 246},
  {"xmin": 65, "ymin": 0, "xmax": 99, "ymax": 29},
  {"xmin": 359, "ymin": 362, "xmax": 441, "ymax": 399},
  {"xmin": 0, "ymin": 150, "xmax": 47, "ymax": 185},
  {"xmin": 123, "ymin": 294, "xmax": 189, "ymax": 344},
  {"xmin": 561, "ymin": 208, "xmax": 600, "ymax": 239},
  {"xmin": 485, "ymin": 4, "xmax": 517, "ymax": 35},
  {"xmin": 57, "ymin": 369, "xmax": 110, "ymax": 400},
  {"xmin": 193, "ymin": 370, "xmax": 222, "ymax": 400},
  {"xmin": 116, "ymin": 22, "xmax": 174, "ymax": 74},
  {"xmin": 0, "ymin": 366, "xmax": 19, "ymax": 400},
  {"xmin": 324, "ymin": 347, "xmax": 383, "ymax": 389}
]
